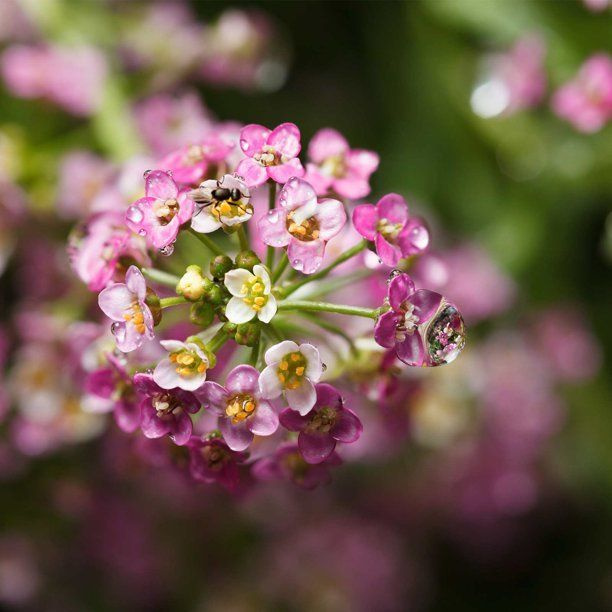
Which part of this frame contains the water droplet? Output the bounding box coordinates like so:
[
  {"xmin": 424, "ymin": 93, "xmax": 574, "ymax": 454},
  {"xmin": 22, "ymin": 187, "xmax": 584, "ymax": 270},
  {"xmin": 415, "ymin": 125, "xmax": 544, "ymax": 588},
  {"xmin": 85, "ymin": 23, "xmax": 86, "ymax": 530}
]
[
  {"xmin": 126, "ymin": 205, "xmax": 143, "ymax": 224},
  {"xmin": 143, "ymin": 169, "xmax": 152, "ymax": 178},
  {"xmin": 267, "ymin": 210, "xmax": 279, "ymax": 223},
  {"xmin": 409, "ymin": 225, "xmax": 429, "ymax": 251},
  {"xmin": 159, "ymin": 244, "xmax": 174, "ymax": 256},
  {"xmin": 425, "ymin": 304, "xmax": 466, "ymax": 366},
  {"xmin": 291, "ymin": 258, "xmax": 302, "ymax": 268},
  {"xmin": 240, "ymin": 138, "xmax": 249, "ymax": 151},
  {"xmin": 388, "ymin": 269, "xmax": 403, "ymax": 282},
  {"xmin": 138, "ymin": 229, "xmax": 147, "ymax": 237},
  {"xmin": 111, "ymin": 322, "xmax": 126, "ymax": 343}
]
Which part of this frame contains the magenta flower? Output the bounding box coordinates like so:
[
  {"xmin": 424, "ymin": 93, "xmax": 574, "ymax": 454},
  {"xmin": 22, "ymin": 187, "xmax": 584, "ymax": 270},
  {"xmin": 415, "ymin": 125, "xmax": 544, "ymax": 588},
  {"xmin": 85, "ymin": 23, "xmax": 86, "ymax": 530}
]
[
  {"xmin": 133, "ymin": 373, "xmax": 200, "ymax": 446},
  {"xmin": 353, "ymin": 194, "xmax": 429, "ymax": 267},
  {"xmin": 83, "ymin": 354, "xmax": 141, "ymax": 433},
  {"xmin": 236, "ymin": 122, "xmax": 304, "ymax": 187},
  {"xmin": 374, "ymin": 273, "xmax": 443, "ymax": 366},
  {"xmin": 98, "ymin": 266, "xmax": 155, "ymax": 353},
  {"xmin": 125, "ymin": 170, "xmax": 194, "ymax": 250},
  {"xmin": 279, "ymin": 383, "xmax": 362, "ymax": 464},
  {"xmin": 304, "ymin": 128, "xmax": 379, "ymax": 199},
  {"xmin": 198, "ymin": 365, "xmax": 279, "ymax": 451},
  {"xmin": 552, "ymin": 53, "xmax": 612, "ymax": 133},
  {"xmin": 68, "ymin": 211, "xmax": 150, "ymax": 292},
  {"xmin": 187, "ymin": 436, "xmax": 247, "ymax": 490},
  {"xmin": 153, "ymin": 339, "xmax": 209, "ymax": 391},
  {"xmin": 158, "ymin": 133, "xmax": 234, "ymax": 185},
  {"xmin": 252, "ymin": 442, "xmax": 342, "ymax": 489},
  {"xmin": 259, "ymin": 341, "xmax": 323, "ymax": 415},
  {"xmin": 258, "ymin": 177, "xmax": 346, "ymax": 274}
]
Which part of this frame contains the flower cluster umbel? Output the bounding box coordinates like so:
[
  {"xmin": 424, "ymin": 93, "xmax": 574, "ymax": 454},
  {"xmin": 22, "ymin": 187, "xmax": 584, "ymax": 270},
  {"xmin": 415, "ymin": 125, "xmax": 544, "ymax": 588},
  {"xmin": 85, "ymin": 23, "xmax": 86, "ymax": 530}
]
[{"xmin": 78, "ymin": 119, "xmax": 466, "ymax": 490}]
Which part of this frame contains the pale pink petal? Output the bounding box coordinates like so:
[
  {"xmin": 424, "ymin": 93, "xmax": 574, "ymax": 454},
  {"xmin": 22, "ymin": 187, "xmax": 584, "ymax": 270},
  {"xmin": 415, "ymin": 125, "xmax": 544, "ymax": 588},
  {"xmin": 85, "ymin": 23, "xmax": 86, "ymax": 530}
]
[
  {"xmin": 307, "ymin": 128, "xmax": 348, "ymax": 163},
  {"xmin": 287, "ymin": 238, "xmax": 325, "ymax": 274},
  {"xmin": 257, "ymin": 208, "xmax": 290, "ymax": 247},
  {"xmin": 398, "ymin": 217, "xmax": 430, "ymax": 256},
  {"xmin": 249, "ymin": 401, "xmax": 279, "ymax": 436},
  {"xmin": 226, "ymin": 365, "xmax": 260, "ymax": 395},
  {"xmin": 285, "ymin": 379, "xmax": 316, "ymax": 415},
  {"xmin": 396, "ymin": 333, "xmax": 425, "ymax": 367},
  {"xmin": 345, "ymin": 149, "xmax": 379, "ymax": 178},
  {"xmin": 352, "ymin": 204, "xmax": 378, "ymax": 241},
  {"xmin": 198, "ymin": 381, "xmax": 228, "ymax": 414},
  {"xmin": 176, "ymin": 373, "xmax": 206, "ymax": 392},
  {"xmin": 125, "ymin": 266, "xmax": 146, "ymax": 300},
  {"xmin": 268, "ymin": 122, "xmax": 301, "ymax": 158},
  {"xmin": 303, "ymin": 164, "xmax": 334, "ymax": 195},
  {"xmin": 377, "ymin": 193, "xmax": 408, "ymax": 225},
  {"xmin": 236, "ymin": 158, "xmax": 268, "ymax": 188},
  {"xmin": 333, "ymin": 176, "xmax": 371, "ymax": 200},
  {"xmin": 315, "ymin": 198, "xmax": 346, "ymax": 241},
  {"xmin": 125, "ymin": 197, "xmax": 155, "ymax": 235},
  {"xmin": 220, "ymin": 417, "xmax": 253, "ymax": 451},
  {"xmin": 153, "ymin": 358, "xmax": 182, "ymax": 389},
  {"xmin": 264, "ymin": 340, "xmax": 299, "ymax": 365},
  {"xmin": 98, "ymin": 284, "xmax": 132, "ymax": 321},
  {"xmin": 267, "ymin": 158, "xmax": 305, "ymax": 184},
  {"xmin": 140, "ymin": 403, "xmax": 171, "ymax": 438},
  {"xmin": 239, "ymin": 124, "xmax": 271, "ymax": 157},
  {"xmin": 258, "ymin": 365, "xmax": 283, "ymax": 399},
  {"xmin": 278, "ymin": 176, "xmax": 317, "ymax": 211},
  {"xmin": 388, "ymin": 273, "xmax": 415, "ymax": 310},
  {"xmin": 145, "ymin": 170, "xmax": 177, "ymax": 200},
  {"xmin": 300, "ymin": 343, "xmax": 322, "ymax": 381},
  {"xmin": 176, "ymin": 190, "xmax": 194, "ymax": 224}
]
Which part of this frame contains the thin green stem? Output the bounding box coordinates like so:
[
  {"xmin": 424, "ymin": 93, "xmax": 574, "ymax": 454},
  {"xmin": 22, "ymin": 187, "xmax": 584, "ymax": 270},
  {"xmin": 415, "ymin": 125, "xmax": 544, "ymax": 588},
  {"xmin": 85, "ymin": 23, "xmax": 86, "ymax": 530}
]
[
  {"xmin": 248, "ymin": 340, "xmax": 260, "ymax": 367},
  {"xmin": 271, "ymin": 253, "xmax": 289, "ymax": 283},
  {"xmin": 160, "ymin": 296, "xmax": 188, "ymax": 308},
  {"xmin": 237, "ymin": 224, "xmax": 250, "ymax": 251},
  {"xmin": 266, "ymin": 181, "xmax": 277, "ymax": 270},
  {"xmin": 141, "ymin": 268, "xmax": 180, "ymax": 288},
  {"xmin": 277, "ymin": 300, "xmax": 379, "ymax": 319},
  {"xmin": 207, "ymin": 329, "xmax": 229, "ymax": 354},
  {"xmin": 279, "ymin": 240, "xmax": 368, "ymax": 297},
  {"xmin": 187, "ymin": 227, "xmax": 224, "ymax": 256},
  {"xmin": 297, "ymin": 313, "xmax": 358, "ymax": 356}
]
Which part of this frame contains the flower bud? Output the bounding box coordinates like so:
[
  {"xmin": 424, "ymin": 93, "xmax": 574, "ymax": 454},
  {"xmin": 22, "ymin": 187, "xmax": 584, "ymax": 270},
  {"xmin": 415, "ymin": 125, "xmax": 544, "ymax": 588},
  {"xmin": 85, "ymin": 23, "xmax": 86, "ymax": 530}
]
[
  {"xmin": 234, "ymin": 249, "xmax": 261, "ymax": 272},
  {"xmin": 235, "ymin": 322, "xmax": 260, "ymax": 347},
  {"xmin": 145, "ymin": 288, "xmax": 162, "ymax": 325},
  {"xmin": 190, "ymin": 301, "xmax": 215, "ymax": 327},
  {"xmin": 210, "ymin": 255, "xmax": 234, "ymax": 280},
  {"xmin": 206, "ymin": 283, "xmax": 226, "ymax": 305},
  {"xmin": 176, "ymin": 265, "xmax": 211, "ymax": 301}
]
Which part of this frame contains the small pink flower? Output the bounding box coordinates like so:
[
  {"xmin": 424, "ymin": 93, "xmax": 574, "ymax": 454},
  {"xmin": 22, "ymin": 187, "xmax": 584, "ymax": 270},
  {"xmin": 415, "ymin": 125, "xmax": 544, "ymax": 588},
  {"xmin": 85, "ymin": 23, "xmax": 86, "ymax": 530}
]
[
  {"xmin": 279, "ymin": 383, "xmax": 362, "ymax": 464},
  {"xmin": 304, "ymin": 128, "xmax": 379, "ymax": 199},
  {"xmin": 353, "ymin": 194, "xmax": 429, "ymax": 267},
  {"xmin": 258, "ymin": 340, "xmax": 323, "ymax": 415},
  {"xmin": 133, "ymin": 373, "xmax": 201, "ymax": 446},
  {"xmin": 98, "ymin": 266, "xmax": 155, "ymax": 353},
  {"xmin": 198, "ymin": 365, "xmax": 279, "ymax": 451},
  {"xmin": 153, "ymin": 339, "xmax": 209, "ymax": 392},
  {"xmin": 236, "ymin": 122, "xmax": 304, "ymax": 187},
  {"xmin": 158, "ymin": 133, "xmax": 234, "ymax": 185},
  {"xmin": 187, "ymin": 436, "xmax": 247, "ymax": 490},
  {"xmin": 258, "ymin": 177, "xmax": 346, "ymax": 274},
  {"xmin": 252, "ymin": 442, "xmax": 342, "ymax": 489},
  {"xmin": 125, "ymin": 170, "xmax": 194, "ymax": 250},
  {"xmin": 552, "ymin": 53, "xmax": 612, "ymax": 133}
]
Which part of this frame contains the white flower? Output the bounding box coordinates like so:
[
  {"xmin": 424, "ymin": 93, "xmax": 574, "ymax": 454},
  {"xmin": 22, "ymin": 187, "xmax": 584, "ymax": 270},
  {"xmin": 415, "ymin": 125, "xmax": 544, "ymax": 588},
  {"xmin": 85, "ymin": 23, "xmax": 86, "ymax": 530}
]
[
  {"xmin": 153, "ymin": 339, "xmax": 209, "ymax": 391},
  {"xmin": 223, "ymin": 264, "xmax": 277, "ymax": 324}
]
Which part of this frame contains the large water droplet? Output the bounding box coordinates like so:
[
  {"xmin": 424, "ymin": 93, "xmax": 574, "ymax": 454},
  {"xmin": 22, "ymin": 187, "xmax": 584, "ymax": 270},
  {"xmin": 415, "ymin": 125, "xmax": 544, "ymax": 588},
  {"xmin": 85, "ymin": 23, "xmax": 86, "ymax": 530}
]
[
  {"xmin": 291, "ymin": 258, "xmax": 302, "ymax": 268},
  {"xmin": 126, "ymin": 205, "xmax": 143, "ymax": 224},
  {"xmin": 111, "ymin": 322, "xmax": 126, "ymax": 344},
  {"xmin": 159, "ymin": 243, "xmax": 174, "ymax": 256},
  {"xmin": 425, "ymin": 304, "xmax": 466, "ymax": 366},
  {"xmin": 138, "ymin": 229, "xmax": 147, "ymax": 237},
  {"xmin": 409, "ymin": 225, "xmax": 429, "ymax": 251}
]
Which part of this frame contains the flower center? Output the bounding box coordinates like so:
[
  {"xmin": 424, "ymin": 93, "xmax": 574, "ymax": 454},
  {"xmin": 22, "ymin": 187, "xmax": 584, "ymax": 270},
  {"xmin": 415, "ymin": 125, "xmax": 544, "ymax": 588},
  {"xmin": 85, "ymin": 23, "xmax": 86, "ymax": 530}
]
[
  {"xmin": 123, "ymin": 299, "xmax": 146, "ymax": 335},
  {"xmin": 225, "ymin": 393, "xmax": 257, "ymax": 424},
  {"xmin": 305, "ymin": 406, "xmax": 338, "ymax": 434},
  {"xmin": 286, "ymin": 210, "xmax": 320, "ymax": 242},
  {"xmin": 241, "ymin": 276, "xmax": 268, "ymax": 312},
  {"xmin": 185, "ymin": 144, "xmax": 205, "ymax": 164},
  {"xmin": 152, "ymin": 392, "xmax": 181, "ymax": 416},
  {"xmin": 376, "ymin": 218, "xmax": 403, "ymax": 243},
  {"xmin": 201, "ymin": 444, "xmax": 229, "ymax": 470},
  {"xmin": 169, "ymin": 349, "xmax": 207, "ymax": 378},
  {"xmin": 320, "ymin": 153, "xmax": 346, "ymax": 179},
  {"xmin": 209, "ymin": 198, "xmax": 253, "ymax": 223},
  {"xmin": 254, "ymin": 145, "xmax": 284, "ymax": 167},
  {"xmin": 153, "ymin": 198, "xmax": 179, "ymax": 225},
  {"xmin": 277, "ymin": 351, "xmax": 307, "ymax": 390},
  {"xmin": 395, "ymin": 302, "xmax": 419, "ymax": 343}
]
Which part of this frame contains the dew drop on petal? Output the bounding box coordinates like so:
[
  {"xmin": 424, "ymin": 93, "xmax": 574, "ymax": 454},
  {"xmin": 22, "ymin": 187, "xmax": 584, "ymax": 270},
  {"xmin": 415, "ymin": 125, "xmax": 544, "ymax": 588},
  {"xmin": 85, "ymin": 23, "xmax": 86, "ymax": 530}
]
[
  {"xmin": 240, "ymin": 138, "xmax": 249, "ymax": 151},
  {"xmin": 388, "ymin": 269, "xmax": 403, "ymax": 283},
  {"xmin": 138, "ymin": 229, "xmax": 147, "ymax": 237},
  {"xmin": 159, "ymin": 244, "xmax": 175, "ymax": 256},
  {"xmin": 425, "ymin": 304, "xmax": 466, "ymax": 366},
  {"xmin": 409, "ymin": 225, "xmax": 429, "ymax": 251},
  {"xmin": 291, "ymin": 258, "xmax": 302, "ymax": 268},
  {"xmin": 111, "ymin": 322, "xmax": 126, "ymax": 344},
  {"xmin": 126, "ymin": 205, "xmax": 143, "ymax": 224},
  {"xmin": 267, "ymin": 210, "xmax": 279, "ymax": 223}
]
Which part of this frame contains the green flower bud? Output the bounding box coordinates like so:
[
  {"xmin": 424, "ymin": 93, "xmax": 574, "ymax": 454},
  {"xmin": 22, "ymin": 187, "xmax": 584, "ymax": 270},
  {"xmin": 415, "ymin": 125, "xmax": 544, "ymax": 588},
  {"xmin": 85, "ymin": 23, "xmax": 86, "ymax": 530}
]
[
  {"xmin": 206, "ymin": 283, "xmax": 226, "ymax": 305},
  {"xmin": 234, "ymin": 249, "xmax": 261, "ymax": 272},
  {"xmin": 223, "ymin": 322, "xmax": 238, "ymax": 334},
  {"xmin": 145, "ymin": 288, "xmax": 162, "ymax": 326},
  {"xmin": 235, "ymin": 322, "xmax": 260, "ymax": 347},
  {"xmin": 176, "ymin": 265, "xmax": 211, "ymax": 302},
  {"xmin": 210, "ymin": 255, "xmax": 234, "ymax": 280},
  {"xmin": 189, "ymin": 301, "xmax": 215, "ymax": 327}
]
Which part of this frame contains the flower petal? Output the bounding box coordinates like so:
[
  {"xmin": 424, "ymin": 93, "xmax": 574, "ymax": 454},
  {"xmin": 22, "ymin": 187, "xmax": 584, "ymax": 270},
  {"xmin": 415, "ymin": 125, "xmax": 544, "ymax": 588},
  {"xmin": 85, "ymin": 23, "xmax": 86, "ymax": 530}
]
[
  {"xmin": 169, "ymin": 411, "xmax": 193, "ymax": 446},
  {"xmin": 352, "ymin": 204, "xmax": 378, "ymax": 241},
  {"xmin": 264, "ymin": 340, "xmax": 299, "ymax": 365},
  {"xmin": 114, "ymin": 399, "xmax": 141, "ymax": 433},
  {"xmin": 374, "ymin": 311, "xmax": 399, "ymax": 349},
  {"xmin": 145, "ymin": 170, "xmax": 177, "ymax": 200},
  {"xmin": 257, "ymin": 294, "xmax": 277, "ymax": 323},
  {"xmin": 258, "ymin": 207, "xmax": 290, "ymax": 247},
  {"xmin": 258, "ymin": 364, "xmax": 283, "ymax": 399},
  {"xmin": 268, "ymin": 122, "xmax": 301, "ymax": 158},
  {"xmin": 225, "ymin": 296, "xmax": 255, "ymax": 324},
  {"xmin": 125, "ymin": 266, "xmax": 146, "ymax": 300},
  {"xmin": 314, "ymin": 382, "xmax": 342, "ymax": 407},
  {"xmin": 375, "ymin": 233, "xmax": 401, "ymax": 267},
  {"xmin": 316, "ymin": 198, "xmax": 346, "ymax": 241},
  {"xmin": 224, "ymin": 268, "xmax": 253, "ymax": 296},
  {"xmin": 285, "ymin": 379, "xmax": 317, "ymax": 415},
  {"xmin": 300, "ymin": 343, "xmax": 322, "ymax": 381},
  {"xmin": 226, "ymin": 365, "xmax": 260, "ymax": 395},
  {"xmin": 220, "ymin": 417, "xmax": 254, "ymax": 451},
  {"xmin": 190, "ymin": 210, "xmax": 223, "ymax": 233},
  {"xmin": 330, "ymin": 408, "xmax": 363, "ymax": 443},
  {"xmin": 396, "ymin": 333, "xmax": 425, "ymax": 367},
  {"xmin": 307, "ymin": 128, "xmax": 348, "ymax": 163},
  {"xmin": 388, "ymin": 273, "xmax": 415, "ymax": 310},
  {"xmin": 345, "ymin": 149, "xmax": 379, "ymax": 178},
  {"xmin": 236, "ymin": 158, "xmax": 268, "ymax": 188},
  {"xmin": 239, "ymin": 124, "xmax": 271, "ymax": 157},
  {"xmin": 279, "ymin": 407, "xmax": 307, "ymax": 432},
  {"xmin": 140, "ymin": 402, "xmax": 170, "ymax": 438},
  {"xmin": 278, "ymin": 176, "xmax": 317, "ymax": 211},
  {"xmin": 267, "ymin": 158, "xmax": 305, "ymax": 184},
  {"xmin": 198, "ymin": 381, "xmax": 228, "ymax": 413},
  {"xmin": 98, "ymin": 283, "xmax": 132, "ymax": 321},
  {"xmin": 298, "ymin": 431, "xmax": 336, "ymax": 464},
  {"xmin": 153, "ymin": 357, "xmax": 182, "ymax": 389},
  {"xmin": 303, "ymin": 164, "xmax": 334, "ymax": 195},
  {"xmin": 287, "ymin": 238, "xmax": 325, "ymax": 274},
  {"xmin": 249, "ymin": 401, "xmax": 279, "ymax": 436},
  {"xmin": 410, "ymin": 289, "xmax": 443, "ymax": 324},
  {"xmin": 377, "ymin": 193, "xmax": 408, "ymax": 225},
  {"xmin": 333, "ymin": 176, "xmax": 371, "ymax": 200}
]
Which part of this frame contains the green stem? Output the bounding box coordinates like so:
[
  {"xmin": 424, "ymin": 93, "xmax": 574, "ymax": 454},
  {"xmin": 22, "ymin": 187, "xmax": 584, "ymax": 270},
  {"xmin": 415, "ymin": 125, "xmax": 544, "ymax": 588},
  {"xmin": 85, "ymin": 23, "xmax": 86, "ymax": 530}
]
[
  {"xmin": 271, "ymin": 253, "xmax": 289, "ymax": 283},
  {"xmin": 141, "ymin": 268, "xmax": 180, "ymax": 288},
  {"xmin": 280, "ymin": 240, "xmax": 368, "ymax": 297},
  {"xmin": 237, "ymin": 224, "xmax": 250, "ymax": 251},
  {"xmin": 187, "ymin": 227, "xmax": 224, "ymax": 256},
  {"xmin": 266, "ymin": 182, "xmax": 277, "ymax": 270},
  {"xmin": 297, "ymin": 313, "xmax": 358, "ymax": 355},
  {"xmin": 277, "ymin": 300, "xmax": 379, "ymax": 319},
  {"xmin": 207, "ymin": 329, "xmax": 229, "ymax": 354},
  {"xmin": 248, "ymin": 341, "xmax": 260, "ymax": 367},
  {"xmin": 160, "ymin": 296, "xmax": 188, "ymax": 308}
]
